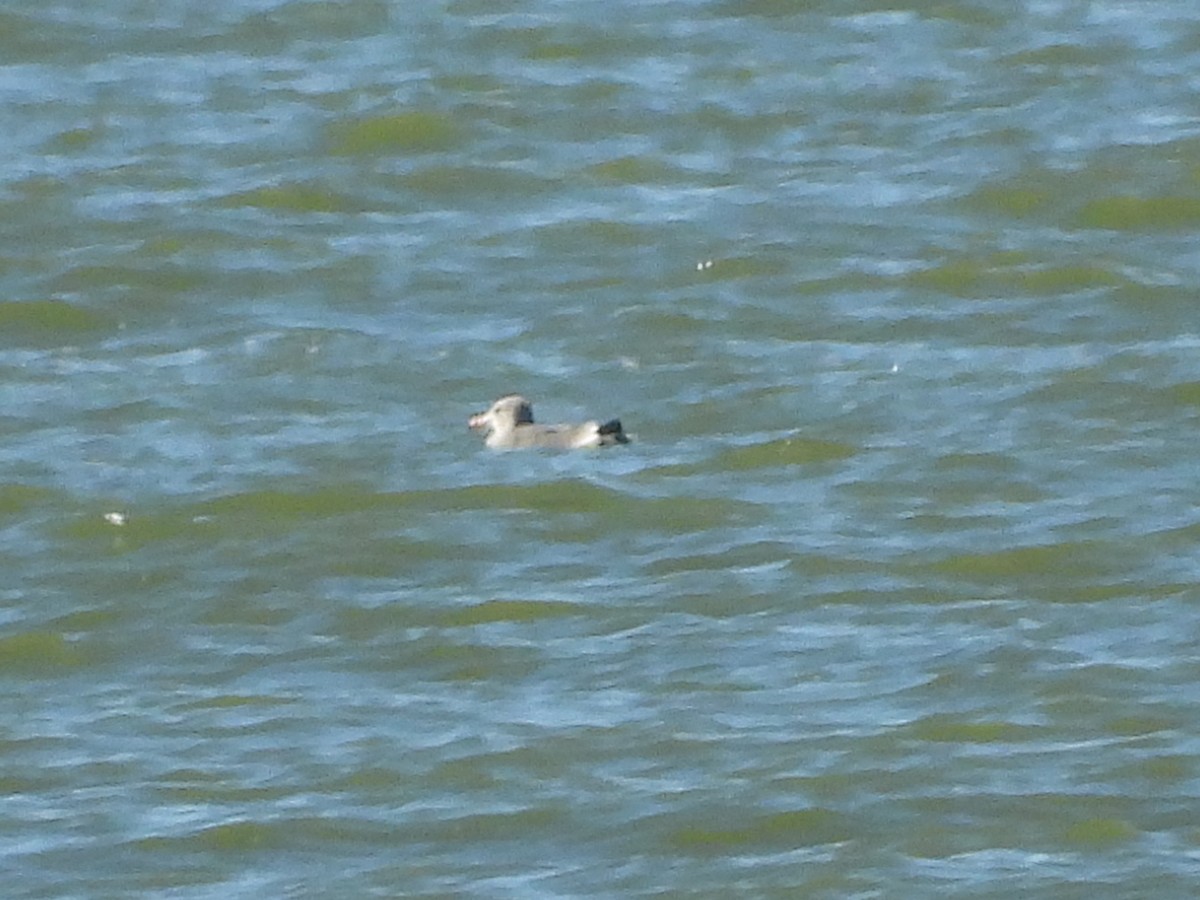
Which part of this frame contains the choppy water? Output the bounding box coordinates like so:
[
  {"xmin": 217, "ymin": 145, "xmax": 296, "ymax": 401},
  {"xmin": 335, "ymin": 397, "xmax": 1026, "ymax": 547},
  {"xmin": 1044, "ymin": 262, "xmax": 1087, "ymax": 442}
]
[{"xmin": 4, "ymin": 0, "xmax": 1200, "ymax": 896}]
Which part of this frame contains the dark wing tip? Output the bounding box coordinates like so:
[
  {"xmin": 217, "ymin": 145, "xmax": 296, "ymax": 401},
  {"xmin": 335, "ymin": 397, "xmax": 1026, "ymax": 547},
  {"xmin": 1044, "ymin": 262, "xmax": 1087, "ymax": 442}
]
[{"xmin": 598, "ymin": 419, "xmax": 629, "ymax": 443}]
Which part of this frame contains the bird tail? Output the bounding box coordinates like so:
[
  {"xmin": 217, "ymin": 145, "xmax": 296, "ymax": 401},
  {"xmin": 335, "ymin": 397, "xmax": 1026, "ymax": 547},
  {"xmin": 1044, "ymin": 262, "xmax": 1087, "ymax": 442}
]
[{"xmin": 598, "ymin": 419, "xmax": 629, "ymax": 444}]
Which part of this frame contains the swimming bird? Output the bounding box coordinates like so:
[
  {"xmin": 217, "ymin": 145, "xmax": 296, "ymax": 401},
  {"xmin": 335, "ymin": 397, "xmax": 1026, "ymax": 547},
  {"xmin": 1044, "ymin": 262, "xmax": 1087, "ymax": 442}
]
[{"xmin": 468, "ymin": 394, "xmax": 629, "ymax": 449}]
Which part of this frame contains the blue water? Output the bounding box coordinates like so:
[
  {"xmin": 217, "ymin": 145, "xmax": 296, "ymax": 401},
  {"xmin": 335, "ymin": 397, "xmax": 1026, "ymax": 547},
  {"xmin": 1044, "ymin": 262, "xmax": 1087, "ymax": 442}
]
[{"xmin": 4, "ymin": 1, "xmax": 1200, "ymax": 896}]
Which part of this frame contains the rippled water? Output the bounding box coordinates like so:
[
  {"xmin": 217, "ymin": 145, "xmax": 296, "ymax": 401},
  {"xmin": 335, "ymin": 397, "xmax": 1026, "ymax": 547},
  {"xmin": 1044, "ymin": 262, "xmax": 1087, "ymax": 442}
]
[{"xmin": 4, "ymin": 0, "xmax": 1200, "ymax": 896}]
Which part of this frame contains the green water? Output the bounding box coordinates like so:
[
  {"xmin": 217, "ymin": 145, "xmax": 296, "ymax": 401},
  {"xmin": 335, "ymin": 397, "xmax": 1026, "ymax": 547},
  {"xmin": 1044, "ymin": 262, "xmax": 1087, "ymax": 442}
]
[{"xmin": 4, "ymin": 1, "xmax": 1200, "ymax": 896}]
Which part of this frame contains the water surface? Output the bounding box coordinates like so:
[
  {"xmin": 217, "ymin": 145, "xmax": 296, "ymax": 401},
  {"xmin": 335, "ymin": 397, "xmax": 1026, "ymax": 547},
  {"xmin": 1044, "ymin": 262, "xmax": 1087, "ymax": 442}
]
[{"xmin": 4, "ymin": 1, "xmax": 1200, "ymax": 896}]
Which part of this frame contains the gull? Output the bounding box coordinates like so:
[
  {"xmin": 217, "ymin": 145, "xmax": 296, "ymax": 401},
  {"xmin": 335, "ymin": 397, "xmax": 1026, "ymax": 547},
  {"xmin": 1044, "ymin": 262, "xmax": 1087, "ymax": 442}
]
[{"xmin": 468, "ymin": 394, "xmax": 629, "ymax": 450}]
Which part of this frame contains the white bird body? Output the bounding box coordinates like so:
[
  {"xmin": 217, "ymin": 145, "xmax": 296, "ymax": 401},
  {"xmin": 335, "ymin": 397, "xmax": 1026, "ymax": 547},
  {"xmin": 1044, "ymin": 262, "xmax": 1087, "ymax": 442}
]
[{"xmin": 468, "ymin": 395, "xmax": 629, "ymax": 450}]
